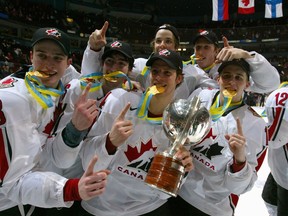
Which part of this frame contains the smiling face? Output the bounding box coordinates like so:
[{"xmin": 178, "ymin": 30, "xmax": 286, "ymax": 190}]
[
  {"xmin": 218, "ymin": 65, "xmax": 250, "ymax": 102},
  {"xmin": 153, "ymin": 29, "xmax": 178, "ymax": 53},
  {"xmin": 149, "ymin": 59, "xmax": 183, "ymax": 98},
  {"xmin": 194, "ymin": 37, "xmax": 218, "ymax": 69},
  {"xmin": 30, "ymin": 40, "xmax": 70, "ymax": 88}
]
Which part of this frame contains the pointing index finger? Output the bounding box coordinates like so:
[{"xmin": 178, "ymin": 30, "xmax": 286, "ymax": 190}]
[
  {"xmin": 79, "ymin": 82, "xmax": 92, "ymax": 102},
  {"xmin": 117, "ymin": 103, "xmax": 131, "ymax": 120},
  {"xmin": 100, "ymin": 21, "xmax": 109, "ymax": 37},
  {"xmin": 84, "ymin": 155, "xmax": 98, "ymax": 176},
  {"xmin": 222, "ymin": 36, "xmax": 230, "ymax": 48},
  {"xmin": 236, "ymin": 118, "xmax": 243, "ymax": 136}
]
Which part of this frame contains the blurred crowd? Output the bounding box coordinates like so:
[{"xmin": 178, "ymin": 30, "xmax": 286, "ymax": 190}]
[{"xmin": 0, "ymin": 0, "xmax": 288, "ymax": 77}]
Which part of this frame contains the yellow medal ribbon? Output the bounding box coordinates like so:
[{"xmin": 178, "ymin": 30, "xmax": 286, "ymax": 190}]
[
  {"xmin": 79, "ymin": 71, "xmax": 132, "ymax": 91},
  {"xmin": 140, "ymin": 66, "xmax": 150, "ymax": 78},
  {"xmin": 203, "ymin": 63, "xmax": 215, "ymax": 73},
  {"xmin": 103, "ymin": 71, "xmax": 132, "ymax": 90},
  {"xmin": 25, "ymin": 72, "xmax": 64, "ymax": 109},
  {"xmin": 183, "ymin": 54, "xmax": 199, "ymax": 65},
  {"xmin": 182, "ymin": 54, "xmax": 215, "ymax": 73},
  {"xmin": 209, "ymin": 90, "xmax": 242, "ymax": 121},
  {"xmin": 278, "ymin": 81, "xmax": 288, "ymax": 89},
  {"xmin": 79, "ymin": 72, "xmax": 103, "ymax": 92},
  {"xmin": 136, "ymin": 85, "xmax": 165, "ymax": 124}
]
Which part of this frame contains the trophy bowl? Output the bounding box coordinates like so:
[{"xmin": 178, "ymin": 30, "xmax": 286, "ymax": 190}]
[{"xmin": 144, "ymin": 97, "xmax": 211, "ymax": 196}]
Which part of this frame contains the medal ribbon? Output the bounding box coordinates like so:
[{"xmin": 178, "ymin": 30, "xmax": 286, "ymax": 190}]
[
  {"xmin": 140, "ymin": 66, "xmax": 150, "ymax": 78},
  {"xmin": 136, "ymin": 86, "xmax": 164, "ymax": 125},
  {"xmin": 79, "ymin": 72, "xmax": 103, "ymax": 92},
  {"xmin": 104, "ymin": 71, "xmax": 132, "ymax": 90},
  {"xmin": 25, "ymin": 72, "xmax": 64, "ymax": 109},
  {"xmin": 203, "ymin": 63, "xmax": 215, "ymax": 73},
  {"xmin": 278, "ymin": 81, "xmax": 288, "ymax": 89},
  {"xmin": 79, "ymin": 71, "xmax": 132, "ymax": 91},
  {"xmin": 209, "ymin": 93, "xmax": 242, "ymax": 122},
  {"xmin": 183, "ymin": 54, "xmax": 197, "ymax": 65}
]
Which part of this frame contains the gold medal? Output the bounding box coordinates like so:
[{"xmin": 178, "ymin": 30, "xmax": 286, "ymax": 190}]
[
  {"xmin": 223, "ymin": 89, "xmax": 237, "ymax": 97},
  {"xmin": 28, "ymin": 71, "xmax": 49, "ymax": 78},
  {"xmin": 103, "ymin": 75, "xmax": 118, "ymax": 82},
  {"xmin": 149, "ymin": 85, "xmax": 165, "ymax": 94}
]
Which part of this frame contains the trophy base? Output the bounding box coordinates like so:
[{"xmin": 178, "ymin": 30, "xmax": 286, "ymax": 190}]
[{"xmin": 144, "ymin": 152, "xmax": 185, "ymax": 197}]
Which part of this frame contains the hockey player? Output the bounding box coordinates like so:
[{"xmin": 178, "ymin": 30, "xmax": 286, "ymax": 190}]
[
  {"xmin": 78, "ymin": 49, "xmax": 193, "ymax": 216},
  {"xmin": 192, "ymin": 30, "xmax": 280, "ymax": 94},
  {"xmin": 167, "ymin": 58, "xmax": 267, "ymax": 215},
  {"xmin": 262, "ymin": 66, "xmax": 288, "ymax": 216},
  {"xmin": 0, "ymin": 27, "xmax": 109, "ymax": 215},
  {"xmin": 38, "ymin": 39, "xmax": 135, "ymax": 216}
]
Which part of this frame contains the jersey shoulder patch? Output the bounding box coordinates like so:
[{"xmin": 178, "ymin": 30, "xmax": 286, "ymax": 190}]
[
  {"xmin": 0, "ymin": 77, "xmax": 18, "ymax": 88},
  {"xmin": 248, "ymin": 106, "xmax": 262, "ymax": 118}
]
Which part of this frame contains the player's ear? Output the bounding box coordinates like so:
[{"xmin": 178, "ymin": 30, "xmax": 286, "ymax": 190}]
[
  {"xmin": 245, "ymin": 80, "xmax": 251, "ymax": 89},
  {"xmin": 30, "ymin": 50, "xmax": 33, "ymax": 62}
]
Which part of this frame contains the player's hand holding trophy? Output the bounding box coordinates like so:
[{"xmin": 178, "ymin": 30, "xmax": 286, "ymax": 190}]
[{"xmin": 145, "ymin": 96, "xmax": 211, "ymax": 196}]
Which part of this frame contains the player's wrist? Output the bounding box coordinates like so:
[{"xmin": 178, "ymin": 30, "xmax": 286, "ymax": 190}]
[
  {"xmin": 106, "ymin": 133, "xmax": 117, "ymax": 155},
  {"xmin": 64, "ymin": 179, "xmax": 81, "ymax": 201}
]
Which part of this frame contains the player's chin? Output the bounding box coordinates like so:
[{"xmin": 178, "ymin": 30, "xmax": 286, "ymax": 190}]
[{"xmin": 40, "ymin": 75, "xmax": 61, "ymax": 88}]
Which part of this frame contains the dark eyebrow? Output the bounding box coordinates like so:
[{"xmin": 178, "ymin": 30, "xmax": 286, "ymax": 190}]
[{"xmin": 35, "ymin": 49, "xmax": 66, "ymax": 57}]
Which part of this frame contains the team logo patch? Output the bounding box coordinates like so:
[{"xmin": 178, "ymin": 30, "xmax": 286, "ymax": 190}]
[
  {"xmin": 200, "ymin": 30, "xmax": 209, "ymax": 36},
  {"xmin": 159, "ymin": 49, "xmax": 170, "ymax": 56},
  {"xmin": 0, "ymin": 77, "xmax": 18, "ymax": 88},
  {"xmin": 46, "ymin": 29, "xmax": 61, "ymax": 38},
  {"xmin": 110, "ymin": 41, "xmax": 122, "ymax": 48}
]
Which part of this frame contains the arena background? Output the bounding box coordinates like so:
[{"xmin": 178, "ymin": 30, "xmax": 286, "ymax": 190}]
[{"xmin": 0, "ymin": 0, "xmax": 287, "ymax": 74}]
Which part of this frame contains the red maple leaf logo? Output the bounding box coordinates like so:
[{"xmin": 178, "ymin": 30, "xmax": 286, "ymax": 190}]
[
  {"xmin": 124, "ymin": 139, "xmax": 157, "ymax": 162},
  {"xmin": 242, "ymin": 0, "xmax": 250, "ymax": 6},
  {"xmin": 0, "ymin": 78, "xmax": 17, "ymax": 88},
  {"xmin": 46, "ymin": 29, "xmax": 61, "ymax": 38}
]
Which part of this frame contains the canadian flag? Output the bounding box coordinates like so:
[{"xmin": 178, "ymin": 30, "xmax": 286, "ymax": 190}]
[{"xmin": 238, "ymin": 0, "xmax": 255, "ymax": 14}]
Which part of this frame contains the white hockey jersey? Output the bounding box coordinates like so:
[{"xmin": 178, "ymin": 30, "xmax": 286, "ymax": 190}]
[
  {"xmin": 62, "ymin": 65, "xmax": 80, "ymax": 86},
  {"xmin": 80, "ymin": 88, "xmax": 173, "ymax": 216},
  {"xmin": 179, "ymin": 88, "xmax": 267, "ymax": 216},
  {"xmin": 265, "ymin": 86, "xmax": 288, "ymax": 190},
  {"xmin": 39, "ymin": 77, "xmax": 105, "ymax": 179},
  {"xmin": 0, "ymin": 76, "xmax": 80, "ymax": 210}
]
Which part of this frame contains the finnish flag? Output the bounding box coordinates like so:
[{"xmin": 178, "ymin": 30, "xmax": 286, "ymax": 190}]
[{"xmin": 265, "ymin": 0, "xmax": 283, "ymax": 18}]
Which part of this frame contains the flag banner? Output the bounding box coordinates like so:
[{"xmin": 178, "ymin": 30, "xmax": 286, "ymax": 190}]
[
  {"xmin": 238, "ymin": 0, "xmax": 255, "ymax": 14},
  {"xmin": 212, "ymin": 0, "xmax": 229, "ymax": 21},
  {"xmin": 265, "ymin": 0, "xmax": 283, "ymax": 18}
]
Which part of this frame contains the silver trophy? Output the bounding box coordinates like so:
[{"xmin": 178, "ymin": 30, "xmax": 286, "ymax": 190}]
[{"xmin": 145, "ymin": 96, "xmax": 211, "ymax": 196}]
